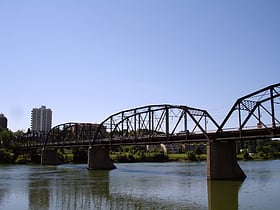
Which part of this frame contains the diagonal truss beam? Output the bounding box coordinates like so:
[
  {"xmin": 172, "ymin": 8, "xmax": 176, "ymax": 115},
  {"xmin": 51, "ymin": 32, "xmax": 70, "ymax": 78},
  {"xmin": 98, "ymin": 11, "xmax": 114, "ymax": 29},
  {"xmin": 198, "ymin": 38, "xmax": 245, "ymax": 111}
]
[
  {"xmin": 93, "ymin": 104, "xmax": 220, "ymax": 144},
  {"xmin": 218, "ymin": 83, "xmax": 280, "ymax": 133}
]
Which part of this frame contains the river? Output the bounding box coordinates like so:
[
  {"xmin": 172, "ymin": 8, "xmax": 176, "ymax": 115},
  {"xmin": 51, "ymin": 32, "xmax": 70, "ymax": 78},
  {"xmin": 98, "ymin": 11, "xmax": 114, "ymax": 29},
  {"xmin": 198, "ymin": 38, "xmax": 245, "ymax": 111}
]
[{"xmin": 0, "ymin": 160, "xmax": 279, "ymax": 210}]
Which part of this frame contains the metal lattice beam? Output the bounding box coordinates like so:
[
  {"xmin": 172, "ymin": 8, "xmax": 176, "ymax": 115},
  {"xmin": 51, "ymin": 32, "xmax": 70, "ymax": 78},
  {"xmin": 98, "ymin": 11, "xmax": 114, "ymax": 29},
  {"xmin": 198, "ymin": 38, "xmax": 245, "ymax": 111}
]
[
  {"xmin": 92, "ymin": 104, "xmax": 220, "ymax": 145},
  {"xmin": 218, "ymin": 83, "xmax": 280, "ymax": 134},
  {"xmin": 43, "ymin": 122, "xmax": 101, "ymax": 148}
]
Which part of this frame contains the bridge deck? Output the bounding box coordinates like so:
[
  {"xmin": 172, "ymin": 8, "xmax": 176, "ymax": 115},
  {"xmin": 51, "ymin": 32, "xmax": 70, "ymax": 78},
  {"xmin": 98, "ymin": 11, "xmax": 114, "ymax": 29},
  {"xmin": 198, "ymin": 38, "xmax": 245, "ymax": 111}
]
[{"xmin": 24, "ymin": 126, "xmax": 280, "ymax": 149}]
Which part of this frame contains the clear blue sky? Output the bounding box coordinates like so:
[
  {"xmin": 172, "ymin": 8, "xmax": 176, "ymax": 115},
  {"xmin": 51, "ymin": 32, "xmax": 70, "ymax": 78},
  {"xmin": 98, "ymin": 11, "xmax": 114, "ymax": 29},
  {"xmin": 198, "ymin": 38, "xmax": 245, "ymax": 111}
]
[{"xmin": 1, "ymin": 0, "xmax": 279, "ymax": 131}]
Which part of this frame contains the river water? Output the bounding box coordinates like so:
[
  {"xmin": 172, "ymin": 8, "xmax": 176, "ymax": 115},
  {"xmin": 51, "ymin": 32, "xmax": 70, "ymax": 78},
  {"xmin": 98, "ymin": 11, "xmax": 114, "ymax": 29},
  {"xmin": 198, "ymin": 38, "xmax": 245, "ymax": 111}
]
[{"xmin": 0, "ymin": 160, "xmax": 279, "ymax": 210}]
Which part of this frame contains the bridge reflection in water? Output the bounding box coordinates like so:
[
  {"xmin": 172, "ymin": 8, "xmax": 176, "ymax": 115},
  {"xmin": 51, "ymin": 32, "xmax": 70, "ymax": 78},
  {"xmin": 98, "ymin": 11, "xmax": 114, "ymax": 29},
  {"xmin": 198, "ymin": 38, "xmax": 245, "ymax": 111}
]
[
  {"xmin": 4, "ymin": 161, "xmax": 280, "ymax": 209},
  {"xmin": 23, "ymin": 164, "xmax": 243, "ymax": 210},
  {"xmin": 208, "ymin": 180, "xmax": 242, "ymax": 210}
]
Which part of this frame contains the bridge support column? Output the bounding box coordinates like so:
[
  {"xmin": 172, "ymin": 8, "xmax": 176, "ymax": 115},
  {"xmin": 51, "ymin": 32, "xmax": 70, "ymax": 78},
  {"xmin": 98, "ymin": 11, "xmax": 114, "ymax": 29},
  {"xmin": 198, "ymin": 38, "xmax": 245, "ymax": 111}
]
[
  {"xmin": 41, "ymin": 148, "xmax": 60, "ymax": 165},
  {"xmin": 88, "ymin": 146, "xmax": 116, "ymax": 170},
  {"xmin": 207, "ymin": 141, "xmax": 246, "ymax": 180}
]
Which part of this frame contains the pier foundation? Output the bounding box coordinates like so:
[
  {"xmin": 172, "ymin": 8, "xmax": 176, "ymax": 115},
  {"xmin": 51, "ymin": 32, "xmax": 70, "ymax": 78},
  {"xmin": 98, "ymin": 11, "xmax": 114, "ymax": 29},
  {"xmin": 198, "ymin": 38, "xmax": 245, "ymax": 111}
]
[
  {"xmin": 207, "ymin": 141, "xmax": 246, "ymax": 180},
  {"xmin": 41, "ymin": 148, "xmax": 60, "ymax": 165},
  {"xmin": 88, "ymin": 146, "xmax": 116, "ymax": 170}
]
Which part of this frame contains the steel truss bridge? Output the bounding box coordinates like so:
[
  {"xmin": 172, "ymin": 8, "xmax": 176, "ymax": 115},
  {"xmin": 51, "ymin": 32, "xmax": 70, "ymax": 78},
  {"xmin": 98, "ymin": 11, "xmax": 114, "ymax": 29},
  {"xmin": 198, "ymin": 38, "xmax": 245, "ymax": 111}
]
[{"xmin": 21, "ymin": 83, "xmax": 280, "ymax": 148}]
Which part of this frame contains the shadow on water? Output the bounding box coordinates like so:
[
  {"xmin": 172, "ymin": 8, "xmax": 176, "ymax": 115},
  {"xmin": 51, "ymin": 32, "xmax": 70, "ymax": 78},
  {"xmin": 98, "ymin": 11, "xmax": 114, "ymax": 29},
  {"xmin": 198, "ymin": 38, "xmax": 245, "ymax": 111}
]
[{"xmin": 207, "ymin": 180, "xmax": 243, "ymax": 210}]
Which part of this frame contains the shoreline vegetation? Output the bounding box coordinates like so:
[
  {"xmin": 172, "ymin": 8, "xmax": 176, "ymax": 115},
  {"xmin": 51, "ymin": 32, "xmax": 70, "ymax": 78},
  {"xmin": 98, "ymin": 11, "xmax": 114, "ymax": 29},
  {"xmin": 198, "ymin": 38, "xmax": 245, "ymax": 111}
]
[
  {"xmin": 0, "ymin": 129, "xmax": 280, "ymax": 164},
  {"xmin": 1, "ymin": 145, "xmax": 280, "ymax": 165}
]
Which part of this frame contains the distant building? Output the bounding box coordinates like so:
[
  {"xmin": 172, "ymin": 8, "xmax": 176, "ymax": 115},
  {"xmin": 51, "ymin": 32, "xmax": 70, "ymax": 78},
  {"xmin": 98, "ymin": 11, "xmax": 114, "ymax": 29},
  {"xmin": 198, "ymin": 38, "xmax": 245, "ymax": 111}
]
[
  {"xmin": 0, "ymin": 113, "xmax": 8, "ymax": 130},
  {"xmin": 31, "ymin": 106, "xmax": 52, "ymax": 132},
  {"xmin": 146, "ymin": 143, "xmax": 181, "ymax": 154}
]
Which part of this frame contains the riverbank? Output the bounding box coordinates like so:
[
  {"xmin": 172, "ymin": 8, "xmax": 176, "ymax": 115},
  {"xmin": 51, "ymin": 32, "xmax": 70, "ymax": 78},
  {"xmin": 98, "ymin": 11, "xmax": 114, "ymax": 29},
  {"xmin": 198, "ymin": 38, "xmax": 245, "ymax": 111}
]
[{"xmin": 110, "ymin": 151, "xmax": 280, "ymax": 163}]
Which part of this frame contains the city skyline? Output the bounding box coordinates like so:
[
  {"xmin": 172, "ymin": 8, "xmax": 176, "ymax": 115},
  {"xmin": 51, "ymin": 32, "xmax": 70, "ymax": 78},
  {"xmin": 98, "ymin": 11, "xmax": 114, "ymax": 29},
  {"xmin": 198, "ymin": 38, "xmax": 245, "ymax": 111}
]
[{"xmin": 1, "ymin": 1, "xmax": 280, "ymax": 131}]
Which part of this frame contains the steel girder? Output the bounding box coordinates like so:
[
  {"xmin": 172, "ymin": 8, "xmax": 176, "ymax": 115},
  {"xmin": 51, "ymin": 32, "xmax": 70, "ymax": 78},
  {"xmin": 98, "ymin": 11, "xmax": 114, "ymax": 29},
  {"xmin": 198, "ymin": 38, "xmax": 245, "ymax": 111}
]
[
  {"xmin": 217, "ymin": 83, "xmax": 280, "ymax": 134},
  {"xmin": 92, "ymin": 104, "xmax": 220, "ymax": 145}
]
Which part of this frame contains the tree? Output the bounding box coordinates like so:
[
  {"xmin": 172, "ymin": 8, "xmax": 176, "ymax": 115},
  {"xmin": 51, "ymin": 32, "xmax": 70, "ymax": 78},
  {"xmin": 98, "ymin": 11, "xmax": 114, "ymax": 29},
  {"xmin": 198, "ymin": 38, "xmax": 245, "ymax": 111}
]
[
  {"xmin": 194, "ymin": 144, "xmax": 203, "ymax": 155},
  {"xmin": 0, "ymin": 130, "xmax": 14, "ymax": 148}
]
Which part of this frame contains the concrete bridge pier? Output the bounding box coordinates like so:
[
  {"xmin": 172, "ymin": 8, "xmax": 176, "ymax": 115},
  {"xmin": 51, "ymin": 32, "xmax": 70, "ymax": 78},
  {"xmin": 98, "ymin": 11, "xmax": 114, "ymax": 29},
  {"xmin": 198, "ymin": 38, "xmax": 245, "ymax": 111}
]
[
  {"xmin": 88, "ymin": 146, "xmax": 116, "ymax": 170},
  {"xmin": 207, "ymin": 141, "xmax": 246, "ymax": 180},
  {"xmin": 41, "ymin": 148, "xmax": 60, "ymax": 165}
]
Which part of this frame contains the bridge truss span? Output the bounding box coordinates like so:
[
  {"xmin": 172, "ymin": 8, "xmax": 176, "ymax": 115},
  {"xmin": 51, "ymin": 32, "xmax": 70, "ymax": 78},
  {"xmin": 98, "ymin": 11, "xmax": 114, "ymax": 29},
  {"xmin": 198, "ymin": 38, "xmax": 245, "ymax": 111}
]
[
  {"xmin": 92, "ymin": 104, "xmax": 220, "ymax": 145},
  {"xmin": 44, "ymin": 122, "xmax": 100, "ymax": 148},
  {"xmin": 217, "ymin": 83, "xmax": 280, "ymax": 139},
  {"xmin": 21, "ymin": 83, "xmax": 280, "ymax": 148},
  {"xmin": 21, "ymin": 130, "xmax": 48, "ymax": 148}
]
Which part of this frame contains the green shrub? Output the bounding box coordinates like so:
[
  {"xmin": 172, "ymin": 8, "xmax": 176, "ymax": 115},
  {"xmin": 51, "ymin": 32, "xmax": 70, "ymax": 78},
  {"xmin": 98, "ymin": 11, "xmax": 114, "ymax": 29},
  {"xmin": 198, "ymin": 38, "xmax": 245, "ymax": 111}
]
[
  {"xmin": 115, "ymin": 153, "xmax": 128, "ymax": 162},
  {"xmin": 145, "ymin": 151, "xmax": 169, "ymax": 162},
  {"xmin": 114, "ymin": 151, "xmax": 169, "ymax": 162},
  {"xmin": 197, "ymin": 154, "xmax": 207, "ymax": 161},
  {"xmin": 168, "ymin": 153, "xmax": 187, "ymax": 161},
  {"xmin": 186, "ymin": 151, "xmax": 197, "ymax": 161},
  {"xmin": 0, "ymin": 149, "xmax": 14, "ymax": 163},
  {"xmin": 72, "ymin": 147, "xmax": 87, "ymax": 163},
  {"xmin": 15, "ymin": 155, "xmax": 30, "ymax": 164}
]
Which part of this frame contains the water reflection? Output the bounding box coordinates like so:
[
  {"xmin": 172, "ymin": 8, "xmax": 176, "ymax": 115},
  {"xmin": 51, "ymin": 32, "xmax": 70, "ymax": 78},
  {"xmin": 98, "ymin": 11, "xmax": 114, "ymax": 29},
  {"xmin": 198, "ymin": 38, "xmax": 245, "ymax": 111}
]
[
  {"xmin": 27, "ymin": 166, "xmax": 111, "ymax": 209},
  {"xmin": 23, "ymin": 163, "xmax": 209, "ymax": 209},
  {"xmin": 29, "ymin": 177, "xmax": 50, "ymax": 210},
  {"xmin": 207, "ymin": 180, "xmax": 243, "ymax": 210},
  {"xmin": 3, "ymin": 161, "xmax": 279, "ymax": 209}
]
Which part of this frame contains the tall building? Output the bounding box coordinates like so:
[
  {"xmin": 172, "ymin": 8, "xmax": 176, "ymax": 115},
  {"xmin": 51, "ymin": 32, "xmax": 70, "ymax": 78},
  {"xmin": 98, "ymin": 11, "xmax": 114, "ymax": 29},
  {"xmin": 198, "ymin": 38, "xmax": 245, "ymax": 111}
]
[
  {"xmin": 31, "ymin": 106, "xmax": 52, "ymax": 132},
  {"xmin": 0, "ymin": 113, "xmax": 8, "ymax": 130}
]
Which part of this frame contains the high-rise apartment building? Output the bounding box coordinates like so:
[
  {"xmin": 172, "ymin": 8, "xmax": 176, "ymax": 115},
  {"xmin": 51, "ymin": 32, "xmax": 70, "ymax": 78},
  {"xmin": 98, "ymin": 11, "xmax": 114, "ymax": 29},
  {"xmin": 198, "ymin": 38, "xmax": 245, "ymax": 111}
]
[
  {"xmin": 31, "ymin": 106, "xmax": 52, "ymax": 132},
  {"xmin": 0, "ymin": 113, "xmax": 8, "ymax": 130}
]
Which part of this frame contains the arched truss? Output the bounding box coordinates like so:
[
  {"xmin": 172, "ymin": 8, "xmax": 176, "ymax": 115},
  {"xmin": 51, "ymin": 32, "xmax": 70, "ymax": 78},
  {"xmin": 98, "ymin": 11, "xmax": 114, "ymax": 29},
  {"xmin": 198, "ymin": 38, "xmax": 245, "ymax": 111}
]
[
  {"xmin": 44, "ymin": 122, "xmax": 99, "ymax": 147},
  {"xmin": 92, "ymin": 104, "xmax": 220, "ymax": 145},
  {"xmin": 218, "ymin": 83, "xmax": 280, "ymax": 134}
]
